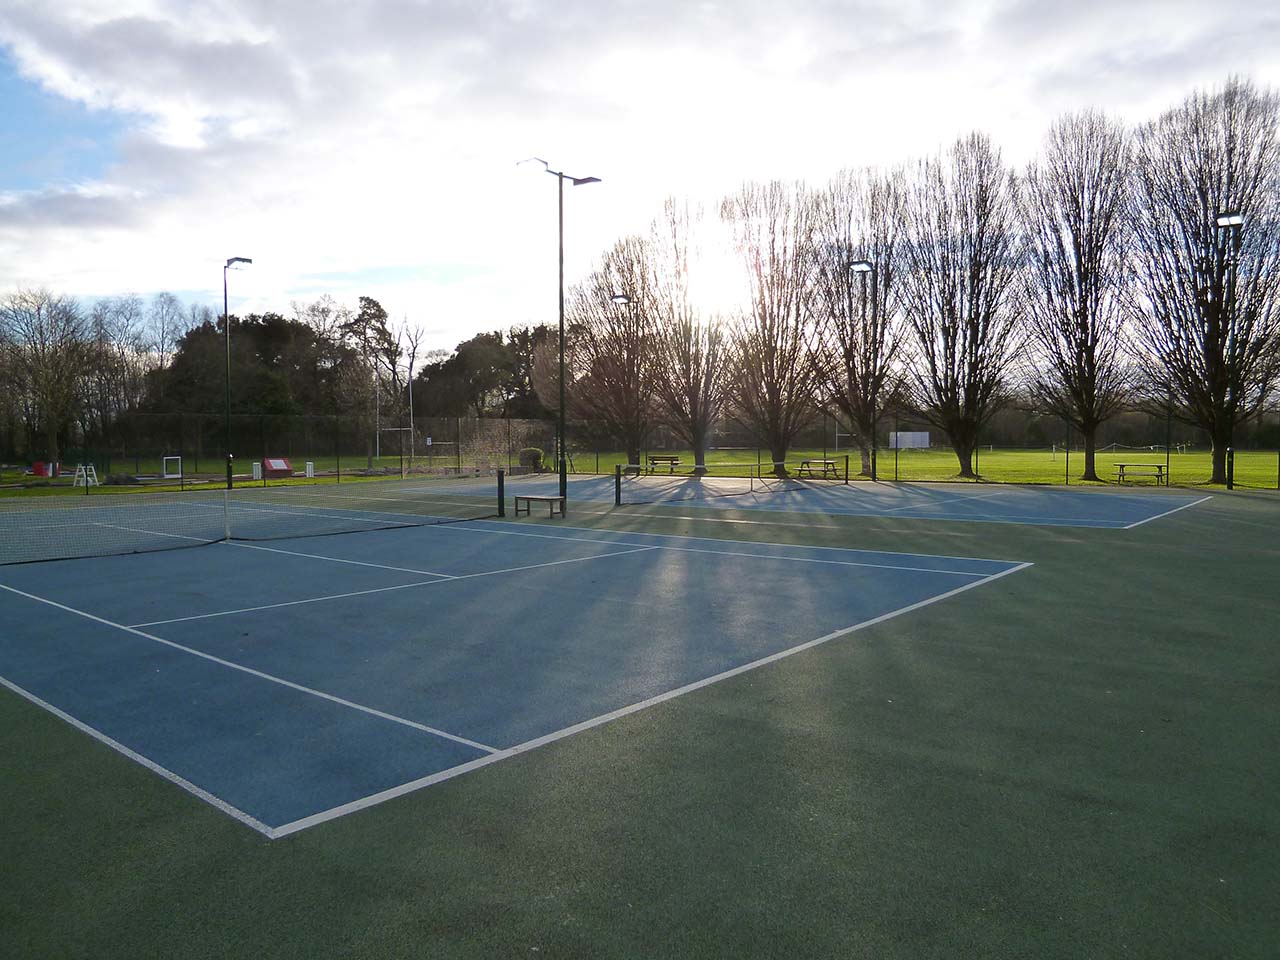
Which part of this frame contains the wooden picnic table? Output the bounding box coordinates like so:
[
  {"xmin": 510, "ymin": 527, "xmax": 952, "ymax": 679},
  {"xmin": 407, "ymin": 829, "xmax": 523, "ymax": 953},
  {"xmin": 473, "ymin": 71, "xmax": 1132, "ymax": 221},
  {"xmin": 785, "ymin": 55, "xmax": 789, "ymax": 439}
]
[{"xmin": 1114, "ymin": 462, "xmax": 1166, "ymax": 484}]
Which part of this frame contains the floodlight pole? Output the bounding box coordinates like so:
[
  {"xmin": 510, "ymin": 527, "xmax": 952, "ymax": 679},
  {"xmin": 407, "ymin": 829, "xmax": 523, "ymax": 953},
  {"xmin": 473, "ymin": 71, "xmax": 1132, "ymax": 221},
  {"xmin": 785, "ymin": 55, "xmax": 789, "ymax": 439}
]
[
  {"xmin": 1215, "ymin": 212, "xmax": 1245, "ymax": 490},
  {"xmin": 223, "ymin": 256, "xmax": 252, "ymax": 489},
  {"xmin": 521, "ymin": 158, "xmax": 601, "ymax": 500},
  {"xmin": 851, "ymin": 259, "xmax": 878, "ymax": 480}
]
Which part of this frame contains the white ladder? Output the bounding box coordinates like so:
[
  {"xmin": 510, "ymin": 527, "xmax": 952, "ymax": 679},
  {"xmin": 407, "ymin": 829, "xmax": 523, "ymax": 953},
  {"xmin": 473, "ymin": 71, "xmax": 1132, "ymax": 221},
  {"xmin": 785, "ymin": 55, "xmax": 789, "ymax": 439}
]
[{"xmin": 72, "ymin": 464, "xmax": 100, "ymax": 487}]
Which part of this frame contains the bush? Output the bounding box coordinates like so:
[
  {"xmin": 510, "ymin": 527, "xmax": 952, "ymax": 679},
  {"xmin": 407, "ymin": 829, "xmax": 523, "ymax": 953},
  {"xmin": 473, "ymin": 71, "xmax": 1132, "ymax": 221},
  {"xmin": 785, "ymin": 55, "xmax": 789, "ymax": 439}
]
[{"xmin": 518, "ymin": 447, "xmax": 545, "ymax": 471}]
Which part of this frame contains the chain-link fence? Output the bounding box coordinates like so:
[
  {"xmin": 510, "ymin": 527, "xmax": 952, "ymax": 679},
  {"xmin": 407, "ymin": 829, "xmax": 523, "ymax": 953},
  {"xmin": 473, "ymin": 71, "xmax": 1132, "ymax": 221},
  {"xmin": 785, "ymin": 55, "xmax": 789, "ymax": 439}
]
[{"xmin": 12, "ymin": 407, "xmax": 1280, "ymax": 490}]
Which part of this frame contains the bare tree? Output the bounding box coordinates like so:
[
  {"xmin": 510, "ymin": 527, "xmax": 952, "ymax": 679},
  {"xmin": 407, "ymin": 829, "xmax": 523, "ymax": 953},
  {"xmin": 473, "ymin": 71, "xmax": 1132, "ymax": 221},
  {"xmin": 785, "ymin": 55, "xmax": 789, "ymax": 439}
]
[
  {"xmin": 0, "ymin": 288, "xmax": 89, "ymax": 461},
  {"xmin": 898, "ymin": 134, "xmax": 1024, "ymax": 478},
  {"xmin": 646, "ymin": 198, "xmax": 730, "ymax": 473},
  {"xmin": 721, "ymin": 180, "xmax": 818, "ymax": 475},
  {"xmin": 1020, "ymin": 111, "xmax": 1134, "ymax": 481},
  {"xmin": 147, "ymin": 291, "xmax": 189, "ymax": 375},
  {"xmin": 1127, "ymin": 78, "xmax": 1280, "ymax": 483},
  {"xmin": 565, "ymin": 235, "xmax": 657, "ymax": 466},
  {"xmin": 810, "ymin": 168, "xmax": 907, "ymax": 476}
]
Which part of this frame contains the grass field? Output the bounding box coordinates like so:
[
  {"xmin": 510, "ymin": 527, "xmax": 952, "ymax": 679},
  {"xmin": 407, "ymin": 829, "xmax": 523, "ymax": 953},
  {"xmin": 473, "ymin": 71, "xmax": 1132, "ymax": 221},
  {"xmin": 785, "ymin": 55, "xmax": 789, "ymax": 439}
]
[
  {"xmin": 5, "ymin": 445, "xmax": 1279, "ymax": 497},
  {"xmin": 1, "ymin": 483, "xmax": 1277, "ymax": 957}
]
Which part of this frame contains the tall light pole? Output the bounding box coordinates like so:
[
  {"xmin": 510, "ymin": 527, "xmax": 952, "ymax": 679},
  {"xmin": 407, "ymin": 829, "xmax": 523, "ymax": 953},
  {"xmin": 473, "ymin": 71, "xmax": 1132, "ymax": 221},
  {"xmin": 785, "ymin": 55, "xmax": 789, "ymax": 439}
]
[
  {"xmin": 851, "ymin": 259, "xmax": 878, "ymax": 481},
  {"xmin": 1215, "ymin": 211, "xmax": 1244, "ymax": 490},
  {"xmin": 520, "ymin": 157, "xmax": 601, "ymax": 499},
  {"xmin": 223, "ymin": 256, "xmax": 252, "ymax": 489}
]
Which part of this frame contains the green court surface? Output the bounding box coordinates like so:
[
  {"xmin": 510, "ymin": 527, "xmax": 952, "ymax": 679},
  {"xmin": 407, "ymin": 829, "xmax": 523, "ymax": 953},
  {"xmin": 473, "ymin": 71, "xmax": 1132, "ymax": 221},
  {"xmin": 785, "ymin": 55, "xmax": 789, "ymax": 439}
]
[{"xmin": 2, "ymin": 487, "xmax": 1277, "ymax": 958}]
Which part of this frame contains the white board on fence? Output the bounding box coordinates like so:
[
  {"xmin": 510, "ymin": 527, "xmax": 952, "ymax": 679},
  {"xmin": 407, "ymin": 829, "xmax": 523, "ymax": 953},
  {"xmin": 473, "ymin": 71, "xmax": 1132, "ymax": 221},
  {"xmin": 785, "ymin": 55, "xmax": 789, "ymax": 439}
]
[{"xmin": 890, "ymin": 431, "xmax": 930, "ymax": 449}]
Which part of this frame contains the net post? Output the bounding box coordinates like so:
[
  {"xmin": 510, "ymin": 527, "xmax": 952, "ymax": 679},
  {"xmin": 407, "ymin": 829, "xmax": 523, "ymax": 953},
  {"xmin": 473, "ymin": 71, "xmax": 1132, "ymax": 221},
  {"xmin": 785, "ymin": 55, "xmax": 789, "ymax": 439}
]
[
  {"xmin": 615, "ymin": 463, "xmax": 622, "ymax": 506},
  {"xmin": 223, "ymin": 488, "xmax": 231, "ymax": 542},
  {"xmin": 844, "ymin": 454, "xmax": 849, "ymax": 485},
  {"xmin": 497, "ymin": 469, "xmax": 505, "ymax": 517}
]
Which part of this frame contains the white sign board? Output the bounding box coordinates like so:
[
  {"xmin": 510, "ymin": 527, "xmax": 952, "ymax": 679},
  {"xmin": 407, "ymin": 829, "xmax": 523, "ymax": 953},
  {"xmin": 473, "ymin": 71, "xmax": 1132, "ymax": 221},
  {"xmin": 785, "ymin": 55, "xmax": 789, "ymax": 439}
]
[{"xmin": 889, "ymin": 431, "xmax": 930, "ymax": 449}]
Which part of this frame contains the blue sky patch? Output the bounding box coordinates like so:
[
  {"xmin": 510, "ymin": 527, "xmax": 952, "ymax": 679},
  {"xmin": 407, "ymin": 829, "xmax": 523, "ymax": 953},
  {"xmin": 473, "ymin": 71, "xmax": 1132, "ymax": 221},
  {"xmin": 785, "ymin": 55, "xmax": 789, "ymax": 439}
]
[{"xmin": 0, "ymin": 53, "xmax": 127, "ymax": 192}]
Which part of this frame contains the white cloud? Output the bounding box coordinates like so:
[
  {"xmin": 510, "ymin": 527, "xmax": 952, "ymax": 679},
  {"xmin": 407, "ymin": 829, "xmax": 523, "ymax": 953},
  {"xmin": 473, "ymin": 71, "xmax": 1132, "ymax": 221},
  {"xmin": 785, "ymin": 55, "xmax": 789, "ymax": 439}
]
[{"xmin": 0, "ymin": 0, "xmax": 1276, "ymax": 350}]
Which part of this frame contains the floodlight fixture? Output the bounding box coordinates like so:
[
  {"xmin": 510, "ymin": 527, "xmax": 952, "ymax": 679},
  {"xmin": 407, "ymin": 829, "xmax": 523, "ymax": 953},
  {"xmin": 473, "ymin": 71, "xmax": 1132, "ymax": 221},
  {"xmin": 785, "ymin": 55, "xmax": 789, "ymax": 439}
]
[
  {"xmin": 1215, "ymin": 212, "xmax": 1245, "ymax": 228},
  {"xmin": 850, "ymin": 260, "xmax": 874, "ymax": 273},
  {"xmin": 611, "ymin": 293, "xmax": 631, "ymax": 304}
]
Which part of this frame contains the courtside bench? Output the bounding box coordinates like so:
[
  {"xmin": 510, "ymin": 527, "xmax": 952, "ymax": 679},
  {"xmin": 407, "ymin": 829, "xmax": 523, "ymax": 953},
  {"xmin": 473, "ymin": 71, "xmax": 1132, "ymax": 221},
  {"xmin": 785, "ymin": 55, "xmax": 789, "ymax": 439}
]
[
  {"xmin": 1115, "ymin": 462, "xmax": 1166, "ymax": 484},
  {"xmin": 647, "ymin": 456, "xmax": 680, "ymax": 473},
  {"xmin": 514, "ymin": 494, "xmax": 565, "ymax": 518}
]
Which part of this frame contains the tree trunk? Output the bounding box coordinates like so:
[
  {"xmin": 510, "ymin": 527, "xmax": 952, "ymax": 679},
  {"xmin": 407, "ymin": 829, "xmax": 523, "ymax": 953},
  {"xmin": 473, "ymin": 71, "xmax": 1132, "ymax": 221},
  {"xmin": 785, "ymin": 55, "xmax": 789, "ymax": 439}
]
[
  {"xmin": 950, "ymin": 437, "xmax": 976, "ymax": 478},
  {"xmin": 1210, "ymin": 437, "xmax": 1227, "ymax": 484},
  {"xmin": 859, "ymin": 442, "xmax": 872, "ymax": 477},
  {"xmin": 1081, "ymin": 427, "xmax": 1099, "ymax": 482},
  {"xmin": 691, "ymin": 425, "xmax": 708, "ymax": 475},
  {"xmin": 46, "ymin": 423, "xmax": 60, "ymax": 463},
  {"xmin": 769, "ymin": 443, "xmax": 789, "ymax": 477}
]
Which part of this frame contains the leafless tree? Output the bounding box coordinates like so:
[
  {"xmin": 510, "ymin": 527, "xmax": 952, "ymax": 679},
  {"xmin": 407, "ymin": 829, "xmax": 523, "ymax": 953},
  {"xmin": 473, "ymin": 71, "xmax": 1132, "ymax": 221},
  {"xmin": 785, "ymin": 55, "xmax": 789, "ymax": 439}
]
[
  {"xmin": 898, "ymin": 134, "xmax": 1024, "ymax": 477},
  {"xmin": 0, "ymin": 288, "xmax": 89, "ymax": 461},
  {"xmin": 810, "ymin": 168, "xmax": 907, "ymax": 476},
  {"xmin": 1126, "ymin": 78, "xmax": 1280, "ymax": 483},
  {"xmin": 565, "ymin": 235, "xmax": 657, "ymax": 466},
  {"xmin": 147, "ymin": 291, "xmax": 189, "ymax": 375},
  {"xmin": 1020, "ymin": 111, "xmax": 1135, "ymax": 481},
  {"xmin": 721, "ymin": 180, "xmax": 818, "ymax": 475},
  {"xmin": 646, "ymin": 198, "xmax": 730, "ymax": 473}
]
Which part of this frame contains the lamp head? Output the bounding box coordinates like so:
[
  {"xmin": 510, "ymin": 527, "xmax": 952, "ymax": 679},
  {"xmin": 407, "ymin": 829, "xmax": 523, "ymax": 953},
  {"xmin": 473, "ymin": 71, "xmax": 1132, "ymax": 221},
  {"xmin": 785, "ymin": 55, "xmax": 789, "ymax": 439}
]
[
  {"xmin": 850, "ymin": 260, "xmax": 874, "ymax": 274},
  {"xmin": 225, "ymin": 256, "xmax": 253, "ymax": 268},
  {"xmin": 572, "ymin": 175, "xmax": 601, "ymax": 186},
  {"xmin": 610, "ymin": 293, "xmax": 630, "ymax": 305},
  {"xmin": 1215, "ymin": 212, "xmax": 1245, "ymax": 228}
]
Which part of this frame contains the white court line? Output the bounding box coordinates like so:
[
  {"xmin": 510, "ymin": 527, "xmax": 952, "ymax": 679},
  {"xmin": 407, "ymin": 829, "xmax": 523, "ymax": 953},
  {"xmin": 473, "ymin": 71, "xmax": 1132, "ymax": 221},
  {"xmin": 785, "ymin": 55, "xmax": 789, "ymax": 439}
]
[
  {"xmin": 130, "ymin": 579, "xmax": 450, "ymax": 627},
  {"xmin": 0, "ymin": 673, "xmax": 275, "ymax": 838},
  {"xmin": 0, "ymin": 581, "xmax": 496, "ymax": 755},
  {"xmin": 129, "ymin": 545, "xmax": 661, "ymax": 627},
  {"xmin": 227, "ymin": 542, "xmax": 455, "ymax": 578},
  {"xmin": 876, "ymin": 489, "xmax": 1011, "ymax": 513},
  {"xmin": 453, "ymin": 517, "xmax": 1021, "ymax": 568},
  {"xmin": 648, "ymin": 543, "xmax": 989, "ymax": 577},
  {"xmin": 94, "ymin": 521, "xmax": 217, "ymax": 543},
  {"xmin": 568, "ymin": 502, "xmax": 1134, "ymax": 529},
  {"xmin": 96, "ymin": 520, "xmax": 456, "ymax": 579},
  {"xmin": 1121, "ymin": 494, "xmax": 1213, "ymax": 529},
  {"xmin": 270, "ymin": 559, "xmax": 1035, "ymax": 838}
]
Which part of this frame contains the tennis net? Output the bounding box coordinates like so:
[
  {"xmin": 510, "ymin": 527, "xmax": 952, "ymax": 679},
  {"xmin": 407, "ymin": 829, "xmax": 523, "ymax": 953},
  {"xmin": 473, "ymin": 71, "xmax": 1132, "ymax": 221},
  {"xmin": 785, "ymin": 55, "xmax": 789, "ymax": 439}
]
[{"xmin": 0, "ymin": 470, "xmax": 505, "ymax": 565}]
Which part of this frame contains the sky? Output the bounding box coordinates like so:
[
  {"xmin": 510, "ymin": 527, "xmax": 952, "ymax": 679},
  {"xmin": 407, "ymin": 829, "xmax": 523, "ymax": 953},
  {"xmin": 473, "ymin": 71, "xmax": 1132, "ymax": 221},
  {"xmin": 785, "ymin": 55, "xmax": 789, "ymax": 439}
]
[{"xmin": 1, "ymin": 0, "xmax": 1277, "ymax": 353}]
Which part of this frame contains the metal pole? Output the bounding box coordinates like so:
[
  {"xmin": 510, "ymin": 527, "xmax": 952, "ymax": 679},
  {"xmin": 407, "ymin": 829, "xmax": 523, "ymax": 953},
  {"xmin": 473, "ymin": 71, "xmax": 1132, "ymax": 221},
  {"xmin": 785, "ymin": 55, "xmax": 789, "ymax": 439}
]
[
  {"xmin": 223, "ymin": 265, "xmax": 232, "ymax": 490},
  {"xmin": 1226, "ymin": 222, "xmax": 1241, "ymax": 491},
  {"xmin": 557, "ymin": 172, "xmax": 568, "ymax": 500},
  {"xmin": 870, "ymin": 266, "xmax": 879, "ymax": 481}
]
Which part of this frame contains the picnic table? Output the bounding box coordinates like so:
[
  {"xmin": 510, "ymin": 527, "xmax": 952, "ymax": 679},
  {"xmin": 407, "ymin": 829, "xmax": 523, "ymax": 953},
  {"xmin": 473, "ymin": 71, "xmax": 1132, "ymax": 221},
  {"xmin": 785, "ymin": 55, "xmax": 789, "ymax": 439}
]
[
  {"xmin": 797, "ymin": 458, "xmax": 839, "ymax": 479},
  {"xmin": 1115, "ymin": 462, "xmax": 1166, "ymax": 484}
]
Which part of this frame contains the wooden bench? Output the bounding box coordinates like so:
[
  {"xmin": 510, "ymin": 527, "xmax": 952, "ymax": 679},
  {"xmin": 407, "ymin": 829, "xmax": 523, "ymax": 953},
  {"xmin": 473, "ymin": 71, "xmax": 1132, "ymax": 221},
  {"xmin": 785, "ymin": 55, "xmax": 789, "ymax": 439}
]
[
  {"xmin": 1115, "ymin": 462, "xmax": 1166, "ymax": 484},
  {"xmin": 514, "ymin": 494, "xmax": 565, "ymax": 518},
  {"xmin": 797, "ymin": 458, "xmax": 839, "ymax": 479},
  {"xmin": 647, "ymin": 456, "xmax": 681, "ymax": 474}
]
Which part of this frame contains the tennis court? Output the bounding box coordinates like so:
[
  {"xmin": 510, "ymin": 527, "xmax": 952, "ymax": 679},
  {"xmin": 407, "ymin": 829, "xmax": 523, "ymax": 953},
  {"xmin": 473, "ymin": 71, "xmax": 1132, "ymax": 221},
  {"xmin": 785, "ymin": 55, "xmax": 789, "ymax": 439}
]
[
  {"xmin": 514, "ymin": 471, "xmax": 1211, "ymax": 528},
  {"xmin": 0, "ymin": 509, "xmax": 1028, "ymax": 837}
]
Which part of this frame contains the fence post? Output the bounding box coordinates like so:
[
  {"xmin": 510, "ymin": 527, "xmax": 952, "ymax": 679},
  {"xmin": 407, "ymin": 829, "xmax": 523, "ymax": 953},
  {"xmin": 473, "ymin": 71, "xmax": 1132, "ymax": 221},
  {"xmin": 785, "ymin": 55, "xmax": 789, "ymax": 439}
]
[
  {"xmin": 497, "ymin": 469, "xmax": 505, "ymax": 517},
  {"xmin": 615, "ymin": 463, "xmax": 622, "ymax": 506},
  {"xmin": 335, "ymin": 415, "xmax": 341, "ymax": 484}
]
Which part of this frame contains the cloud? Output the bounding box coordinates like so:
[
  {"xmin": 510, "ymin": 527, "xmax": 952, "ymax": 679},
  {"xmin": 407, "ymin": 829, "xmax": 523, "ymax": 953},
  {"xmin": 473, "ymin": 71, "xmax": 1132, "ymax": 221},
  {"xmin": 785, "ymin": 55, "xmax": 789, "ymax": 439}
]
[{"xmin": 0, "ymin": 0, "xmax": 1276, "ymax": 347}]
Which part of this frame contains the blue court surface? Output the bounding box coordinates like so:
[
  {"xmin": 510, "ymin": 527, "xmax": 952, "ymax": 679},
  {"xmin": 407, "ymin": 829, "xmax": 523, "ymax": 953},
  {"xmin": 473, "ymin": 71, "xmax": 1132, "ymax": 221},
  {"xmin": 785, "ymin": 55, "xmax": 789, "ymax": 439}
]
[
  {"xmin": 516, "ymin": 473, "xmax": 1212, "ymax": 528},
  {"xmin": 0, "ymin": 520, "xmax": 1029, "ymax": 838}
]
